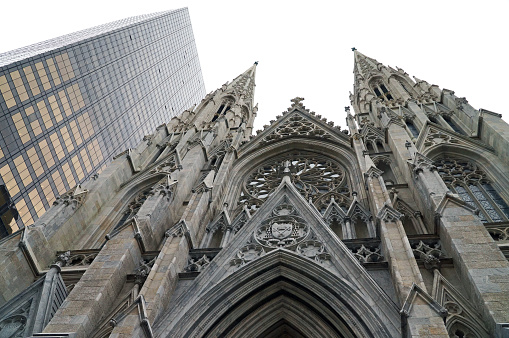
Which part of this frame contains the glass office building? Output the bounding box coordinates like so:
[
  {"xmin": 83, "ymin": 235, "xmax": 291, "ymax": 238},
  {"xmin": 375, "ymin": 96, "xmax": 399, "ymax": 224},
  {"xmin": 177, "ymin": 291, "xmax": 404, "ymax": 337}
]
[{"xmin": 0, "ymin": 8, "xmax": 206, "ymax": 236}]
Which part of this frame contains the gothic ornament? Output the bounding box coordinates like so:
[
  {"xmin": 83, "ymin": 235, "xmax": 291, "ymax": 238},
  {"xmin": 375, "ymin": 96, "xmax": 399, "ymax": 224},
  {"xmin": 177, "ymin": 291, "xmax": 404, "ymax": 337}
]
[
  {"xmin": 412, "ymin": 240, "xmax": 445, "ymax": 270},
  {"xmin": 52, "ymin": 185, "xmax": 88, "ymax": 209},
  {"xmin": 424, "ymin": 128, "xmax": 459, "ymax": 148},
  {"xmin": 230, "ymin": 243, "xmax": 265, "ymax": 268},
  {"xmin": 261, "ymin": 114, "xmax": 333, "ymax": 145},
  {"xmin": 0, "ymin": 314, "xmax": 27, "ymax": 338},
  {"xmin": 352, "ymin": 244, "xmax": 384, "ymax": 263},
  {"xmin": 435, "ymin": 157, "xmax": 509, "ymax": 223},
  {"xmin": 376, "ymin": 204, "xmax": 403, "ymax": 222},
  {"xmin": 255, "ymin": 214, "xmax": 308, "ymax": 248},
  {"xmin": 133, "ymin": 258, "xmax": 155, "ymax": 286},
  {"xmin": 184, "ymin": 255, "xmax": 211, "ymax": 272},
  {"xmin": 239, "ymin": 151, "xmax": 349, "ymax": 213}
]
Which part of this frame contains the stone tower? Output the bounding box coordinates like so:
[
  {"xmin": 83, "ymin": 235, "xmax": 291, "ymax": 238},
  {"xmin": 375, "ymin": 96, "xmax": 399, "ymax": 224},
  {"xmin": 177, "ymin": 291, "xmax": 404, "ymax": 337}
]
[{"xmin": 1, "ymin": 53, "xmax": 509, "ymax": 337}]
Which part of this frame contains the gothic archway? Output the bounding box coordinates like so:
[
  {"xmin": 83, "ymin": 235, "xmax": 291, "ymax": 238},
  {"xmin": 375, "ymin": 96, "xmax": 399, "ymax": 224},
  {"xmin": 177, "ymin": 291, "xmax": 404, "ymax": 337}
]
[{"xmin": 156, "ymin": 250, "xmax": 400, "ymax": 337}]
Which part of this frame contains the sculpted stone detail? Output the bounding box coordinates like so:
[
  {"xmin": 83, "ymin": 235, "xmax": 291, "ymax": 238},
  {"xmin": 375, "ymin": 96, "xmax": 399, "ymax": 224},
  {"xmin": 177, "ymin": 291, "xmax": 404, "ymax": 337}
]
[
  {"xmin": 412, "ymin": 240, "xmax": 445, "ymax": 270},
  {"xmin": 143, "ymin": 134, "xmax": 154, "ymax": 146},
  {"xmin": 0, "ymin": 314, "xmax": 28, "ymax": 338},
  {"xmin": 486, "ymin": 225, "xmax": 509, "ymax": 241},
  {"xmin": 133, "ymin": 258, "xmax": 156, "ymax": 286},
  {"xmin": 455, "ymin": 97, "xmax": 468, "ymax": 110},
  {"xmin": 261, "ymin": 114, "xmax": 332, "ymax": 145},
  {"xmin": 53, "ymin": 184, "xmax": 88, "ymax": 209},
  {"xmin": 432, "ymin": 271, "xmax": 490, "ymax": 338},
  {"xmin": 411, "ymin": 152, "xmax": 438, "ymax": 179},
  {"xmin": 352, "ymin": 244, "xmax": 384, "ymax": 263},
  {"xmin": 230, "ymin": 244, "xmax": 265, "ymax": 268},
  {"xmin": 231, "ymin": 212, "xmax": 248, "ymax": 234},
  {"xmin": 239, "ymin": 151, "xmax": 349, "ymax": 213},
  {"xmin": 52, "ymin": 250, "xmax": 71, "ymax": 268},
  {"xmin": 357, "ymin": 56, "xmax": 379, "ymax": 79},
  {"xmin": 0, "ymin": 300, "xmax": 31, "ymax": 338},
  {"xmin": 360, "ymin": 125, "xmax": 385, "ymax": 152},
  {"xmin": 424, "ymin": 128, "xmax": 459, "ymax": 148},
  {"xmin": 184, "ymin": 255, "xmax": 211, "ymax": 272},
  {"xmin": 254, "ymin": 204, "xmax": 309, "ymax": 248},
  {"xmin": 152, "ymin": 154, "xmax": 179, "ymax": 175},
  {"xmin": 166, "ymin": 221, "xmax": 188, "ymax": 238},
  {"xmin": 230, "ymin": 201, "xmax": 334, "ymax": 271},
  {"xmin": 149, "ymin": 175, "xmax": 177, "ymax": 201},
  {"xmin": 376, "ymin": 204, "xmax": 403, "ymax": 223},
  {"xmin": 65, "ymin": 252, "xmax": 98, "ymax": 267},
  {"xmin": 114, "ymin": 189, "xmax": 152, "ymax": 231}
]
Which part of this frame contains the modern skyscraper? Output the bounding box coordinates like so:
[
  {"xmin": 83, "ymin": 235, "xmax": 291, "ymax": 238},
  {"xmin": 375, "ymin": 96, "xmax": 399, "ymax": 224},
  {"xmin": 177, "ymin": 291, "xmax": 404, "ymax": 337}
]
[
  {"xmin": 0, "ymin": 8, "xmax": 206, "ymax": 236},
  {"xmin": 1, "ymin": 52, "xmax": 509, "ymax": 337}
]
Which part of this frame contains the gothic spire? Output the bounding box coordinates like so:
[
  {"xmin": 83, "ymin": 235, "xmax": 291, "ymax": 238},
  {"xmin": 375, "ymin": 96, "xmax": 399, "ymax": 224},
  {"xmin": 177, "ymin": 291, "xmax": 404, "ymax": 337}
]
[
  {"xmin": 222, "ymin": 62, "xmax": 257, "ymax": 105},
  {"xmin": 353, "ymin": 50, "xmax": 383, "ymax": 81}
]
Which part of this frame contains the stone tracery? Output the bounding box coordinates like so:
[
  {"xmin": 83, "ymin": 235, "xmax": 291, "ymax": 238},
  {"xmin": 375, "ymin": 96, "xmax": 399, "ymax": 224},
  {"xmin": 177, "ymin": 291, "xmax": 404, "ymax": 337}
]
[
  {"xmin": 238, "ymin": 151, "xmax": 350, "ymax": 213},
  {"xmin": 435, "ymin": 158, "xmax": 509, "ymax": 223},
  {"xmin": 261, "ymin": 114, "xmax": 333, "ymax": 144}
]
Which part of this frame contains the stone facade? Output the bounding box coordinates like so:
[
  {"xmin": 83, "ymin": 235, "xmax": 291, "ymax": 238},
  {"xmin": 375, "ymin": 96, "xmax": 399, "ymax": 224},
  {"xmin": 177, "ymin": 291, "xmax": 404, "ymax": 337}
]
[{"xmin": 1, "ymin": 52, "xmax": 509, "ymax": 337}]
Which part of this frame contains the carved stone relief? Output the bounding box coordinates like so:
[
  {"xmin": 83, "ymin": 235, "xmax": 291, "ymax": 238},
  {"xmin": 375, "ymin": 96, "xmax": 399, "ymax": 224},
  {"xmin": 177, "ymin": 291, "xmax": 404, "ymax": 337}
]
[
  {"xmin": 261, "ymin": 114, "xmax": 332, "ymax": 145},
  {"xmin": 254, "ymin": 204, "xmax": 309, "ymax": 248},
  {"xmin": 411, "ymin": 240, "xmax": 445, "ymax": 270},
  {"xmin": 424, "ymin": 128, "xmax": 460, "ymax": 148},
  {"xmin": 230, "ymin": 202, "xmax": 332, "ymax": 270}
]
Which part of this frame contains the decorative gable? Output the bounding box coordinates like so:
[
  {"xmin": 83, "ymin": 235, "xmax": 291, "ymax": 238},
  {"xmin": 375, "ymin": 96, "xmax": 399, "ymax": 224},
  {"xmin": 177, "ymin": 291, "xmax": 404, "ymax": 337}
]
[
  {"xmin": 242, "ymin": 98, "xmax": 349, "ymax": 153},
  {"xmin": 154, "ymin": 176, "xmax": 401, "ymax": 337},
  {"xmin": 416, "ymin": 121, "xmax": 494, "ymax": 154}
]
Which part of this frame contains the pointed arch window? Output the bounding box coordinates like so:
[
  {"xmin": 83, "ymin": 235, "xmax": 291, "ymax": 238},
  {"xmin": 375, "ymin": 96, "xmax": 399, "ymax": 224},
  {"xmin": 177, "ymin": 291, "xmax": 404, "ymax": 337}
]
[
  {"xmin": 372, "ymin": 82, "xmax": 393, "ymax": 101},
  {"xmin": 113, "ymin": 188, "xmax": 152, "ymax": 230},
  {"xmin": 435, "ymin": 158, "xmax": 509, "ymax": 223}
]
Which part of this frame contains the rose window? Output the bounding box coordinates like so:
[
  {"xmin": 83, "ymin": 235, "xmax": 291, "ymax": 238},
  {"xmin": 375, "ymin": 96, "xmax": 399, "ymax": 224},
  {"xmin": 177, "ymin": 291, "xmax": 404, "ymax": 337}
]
[{"xmin": 239, "ymin": 151, "xmax": 350, "ymax": 212}]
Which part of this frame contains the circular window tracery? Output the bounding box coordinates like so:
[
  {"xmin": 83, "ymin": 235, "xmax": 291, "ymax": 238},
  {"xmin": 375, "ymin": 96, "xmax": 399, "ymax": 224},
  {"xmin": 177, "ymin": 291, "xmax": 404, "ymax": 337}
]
[{"xmin": 238, "ymin": 151, "xmax": 350, "ymax": 212}]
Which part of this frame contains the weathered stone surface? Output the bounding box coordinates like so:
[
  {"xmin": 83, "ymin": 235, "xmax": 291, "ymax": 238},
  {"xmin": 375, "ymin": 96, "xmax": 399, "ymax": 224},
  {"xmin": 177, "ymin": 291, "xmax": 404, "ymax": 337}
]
[{"xmin": 3, "ymin": 53, "xmax": 509, "ymax": 338}]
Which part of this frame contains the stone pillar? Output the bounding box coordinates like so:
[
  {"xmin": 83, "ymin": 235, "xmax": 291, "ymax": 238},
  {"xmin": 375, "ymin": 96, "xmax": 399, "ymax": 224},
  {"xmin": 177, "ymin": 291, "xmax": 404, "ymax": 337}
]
[
  {"xmin": 342, "ymin": 218, "xmax": 354, "ymax": 239},
  {"xmin": 109, "ymin": 226, "xmax": 190, "ymax": 337},
  {"xmin": 43, "ymin": 226, "xmax": 142, "ymax": 338},
  {"xmin": 220, "ymin": 227, "xmax": 232, "ymax": 247},
  {"xmin": 365, "ymin": 169, "xmax": 448, "ymax": 336}
]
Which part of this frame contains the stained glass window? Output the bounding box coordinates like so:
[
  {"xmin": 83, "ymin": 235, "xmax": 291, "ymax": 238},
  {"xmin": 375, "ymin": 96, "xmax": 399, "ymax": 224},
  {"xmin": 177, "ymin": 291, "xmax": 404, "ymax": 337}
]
[{"xmin": 435, "ymin": 158, "xmax": 509, "ymax": 223}]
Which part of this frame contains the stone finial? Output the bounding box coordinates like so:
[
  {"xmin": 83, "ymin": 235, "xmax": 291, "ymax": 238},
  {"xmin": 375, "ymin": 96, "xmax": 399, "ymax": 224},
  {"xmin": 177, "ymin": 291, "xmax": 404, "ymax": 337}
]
[
  {"xmin": 55, "ymin": 251, "xmax": 71, "ymax": 267},
  {"xmin": 134, "ymin": 259, "xmax": 153, "ymax": 286},
  {"xmin": 290, "ymin": 97, "xmax": 305, "ymax": 109}
]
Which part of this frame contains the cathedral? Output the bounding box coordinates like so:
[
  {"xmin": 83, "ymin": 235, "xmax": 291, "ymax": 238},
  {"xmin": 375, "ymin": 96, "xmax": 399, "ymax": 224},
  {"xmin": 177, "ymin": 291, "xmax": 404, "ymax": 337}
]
[{"xmin": 1, "ymin": 51, "xmax": 509, "ymax": 338}]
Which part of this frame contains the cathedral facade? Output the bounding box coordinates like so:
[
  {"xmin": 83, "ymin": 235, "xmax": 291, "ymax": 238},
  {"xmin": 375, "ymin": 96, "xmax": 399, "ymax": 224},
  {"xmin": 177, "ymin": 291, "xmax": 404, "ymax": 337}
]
[{"xmin": 1, "ymin": 52, "xmax": 509, "ymax": 337}]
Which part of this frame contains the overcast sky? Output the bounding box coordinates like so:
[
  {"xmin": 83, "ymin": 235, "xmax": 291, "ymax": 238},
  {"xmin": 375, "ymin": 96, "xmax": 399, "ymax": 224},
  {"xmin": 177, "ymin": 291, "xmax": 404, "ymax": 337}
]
[{"xmin": 1, "ymin": 1, "xmax": 508, "ymax": 131}]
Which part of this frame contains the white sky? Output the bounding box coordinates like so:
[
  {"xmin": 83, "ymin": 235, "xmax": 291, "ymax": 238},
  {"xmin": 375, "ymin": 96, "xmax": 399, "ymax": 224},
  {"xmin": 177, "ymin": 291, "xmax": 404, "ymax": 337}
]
[{"xmin": 1, "ymin": 1, "xmax": 508, "ymax": 131}]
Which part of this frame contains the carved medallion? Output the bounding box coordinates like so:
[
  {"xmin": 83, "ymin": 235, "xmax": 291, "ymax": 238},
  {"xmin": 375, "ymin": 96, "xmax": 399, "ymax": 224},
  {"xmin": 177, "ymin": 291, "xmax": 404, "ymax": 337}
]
[
  {"xmin": 271, "ymin": 221, "xmax": 293, "ymax": 239},
  {"xmin": 255, "ymin": 209, "xmax": 309, "ymax": 248}
]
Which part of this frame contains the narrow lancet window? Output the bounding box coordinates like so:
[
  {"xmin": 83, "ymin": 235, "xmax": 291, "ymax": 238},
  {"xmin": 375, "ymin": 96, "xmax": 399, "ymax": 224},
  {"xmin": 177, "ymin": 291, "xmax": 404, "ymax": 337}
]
[{"xmin": 435, "ymin": 158, "xmax": 509, "ymax": 223}]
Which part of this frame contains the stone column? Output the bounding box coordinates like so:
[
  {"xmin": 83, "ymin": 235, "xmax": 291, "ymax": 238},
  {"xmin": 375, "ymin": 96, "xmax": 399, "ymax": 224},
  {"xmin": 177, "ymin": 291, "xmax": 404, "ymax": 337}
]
[
  {"xmin": 109, "ymin": 225, "xmax": 191, "ymax": 337},
  {"xmin": 365, "ymin": 168, "xmax": 449, "ymax": 336},
  {"xmin": 43, "ymin": 226, "xmax": 142, "ymax": 338}
]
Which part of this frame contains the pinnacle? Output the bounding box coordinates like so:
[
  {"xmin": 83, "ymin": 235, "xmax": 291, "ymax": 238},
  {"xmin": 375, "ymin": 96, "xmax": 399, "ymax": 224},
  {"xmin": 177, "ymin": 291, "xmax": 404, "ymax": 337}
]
[{"xmin": 220, "ymin": 63, "xmax": 257, "ymax": 104}]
